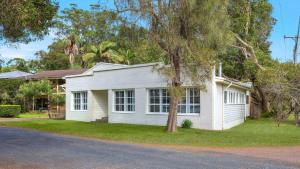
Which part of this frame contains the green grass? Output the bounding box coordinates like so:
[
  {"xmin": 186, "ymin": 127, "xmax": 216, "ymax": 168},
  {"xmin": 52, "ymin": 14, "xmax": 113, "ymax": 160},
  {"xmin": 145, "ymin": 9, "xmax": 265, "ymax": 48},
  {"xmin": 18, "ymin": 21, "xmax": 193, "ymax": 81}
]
[
  {"xmin": 0, "ymin": 118, "xmax": 299, "ymax": 147},
  {"xmin": 17, "ymin": 112, "xmax": 48, "ymax": 118}
]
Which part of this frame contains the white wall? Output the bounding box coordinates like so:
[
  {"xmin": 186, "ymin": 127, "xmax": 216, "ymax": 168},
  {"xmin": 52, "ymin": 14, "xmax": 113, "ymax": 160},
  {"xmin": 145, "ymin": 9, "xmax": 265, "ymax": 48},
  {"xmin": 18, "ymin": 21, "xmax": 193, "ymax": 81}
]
[
  {"xmin": 222, "ymin": 86, "xmax": 246, "ymax": 129},
  {"xmin": 108, "ymin": 87, "xmax": 214, "ymax": 130},
  {"xmin": 65, "ymin": 90, "xmax": 93, "ymax": 122},
  {"xmin": 91, "ymin": 90, "xmax": 108, "ymax": 121},
  {"xmin": 213, "ymin": 84, "xmax": 224, "ymax": 130}
]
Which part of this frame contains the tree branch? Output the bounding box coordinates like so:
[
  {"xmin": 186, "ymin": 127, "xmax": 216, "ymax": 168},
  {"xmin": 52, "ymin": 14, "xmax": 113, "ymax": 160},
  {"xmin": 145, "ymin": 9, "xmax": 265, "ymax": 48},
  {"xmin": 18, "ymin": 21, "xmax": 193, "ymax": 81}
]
[{"xmin": 234, "ymin": 35, "xmax": 265, "ymax": 70}]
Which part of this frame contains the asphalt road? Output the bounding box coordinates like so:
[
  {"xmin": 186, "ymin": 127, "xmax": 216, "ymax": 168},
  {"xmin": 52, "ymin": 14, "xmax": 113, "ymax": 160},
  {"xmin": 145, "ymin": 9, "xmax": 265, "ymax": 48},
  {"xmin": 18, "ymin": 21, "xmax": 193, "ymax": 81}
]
[{"xmin": 0, "ymin": 126, "xmax": 298, "ymax": 169}]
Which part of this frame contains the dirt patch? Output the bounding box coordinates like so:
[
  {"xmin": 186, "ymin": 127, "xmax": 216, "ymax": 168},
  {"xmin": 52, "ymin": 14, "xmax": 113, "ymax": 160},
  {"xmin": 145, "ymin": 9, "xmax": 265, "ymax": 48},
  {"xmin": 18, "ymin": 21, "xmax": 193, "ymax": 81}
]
[{"xmin": 140, "ymin": 144, "xmax": 300, "ymax": 165}]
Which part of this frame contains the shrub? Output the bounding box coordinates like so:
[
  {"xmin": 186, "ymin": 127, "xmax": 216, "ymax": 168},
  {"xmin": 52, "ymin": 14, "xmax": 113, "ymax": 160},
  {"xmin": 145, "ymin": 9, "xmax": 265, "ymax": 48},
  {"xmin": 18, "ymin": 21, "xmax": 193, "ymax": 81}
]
[
  {"xmin": 181, "ymin": 119, "xmax": 193, "ymax": 129},
  {"xmin": 0, "ymin": 105, "xmax": 21, "ymax": 117}
]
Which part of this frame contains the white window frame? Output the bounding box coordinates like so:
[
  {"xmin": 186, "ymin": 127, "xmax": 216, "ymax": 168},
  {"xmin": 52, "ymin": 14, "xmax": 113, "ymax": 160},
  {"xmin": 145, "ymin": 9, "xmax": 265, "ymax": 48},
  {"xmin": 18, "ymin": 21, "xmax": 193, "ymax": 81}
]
[
  {"xmin": 71, "ymin": 91, "xmax": 88, "ymax": 111},
  {"xmin": 113, "ymin": 89, "xmax": 135, "ymax": 113},
  {"xmin": 147, "ymin": 88, "xmax": 200, "ymax": 115},
  {"xmin": 224, "ymin": 90, "xmax": 246, "ymax": 105}
]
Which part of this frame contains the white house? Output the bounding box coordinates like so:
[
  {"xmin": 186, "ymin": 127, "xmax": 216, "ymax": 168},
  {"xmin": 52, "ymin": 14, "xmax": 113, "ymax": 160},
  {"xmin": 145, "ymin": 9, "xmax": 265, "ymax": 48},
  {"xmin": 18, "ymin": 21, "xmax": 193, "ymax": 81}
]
[{"xmin": 65, "ymin": 62, "xmax": 251, "ymax": 130}]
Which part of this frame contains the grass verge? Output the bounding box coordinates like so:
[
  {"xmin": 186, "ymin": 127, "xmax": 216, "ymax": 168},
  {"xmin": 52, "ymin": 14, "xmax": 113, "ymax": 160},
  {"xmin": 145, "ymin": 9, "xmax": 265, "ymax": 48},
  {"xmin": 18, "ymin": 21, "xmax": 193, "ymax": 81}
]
[
  {"xmin": 0, "ymin": 118, "xmax": 299, "ymax": 147},
  {"xmin": 17, "ymin": 112, "xmax": 48, "ymax": 118}
]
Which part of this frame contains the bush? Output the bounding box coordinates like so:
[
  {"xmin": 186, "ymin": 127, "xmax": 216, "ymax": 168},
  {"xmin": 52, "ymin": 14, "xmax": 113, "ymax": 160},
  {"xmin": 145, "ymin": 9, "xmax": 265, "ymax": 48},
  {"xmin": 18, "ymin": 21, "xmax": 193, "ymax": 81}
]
[
  {"xmin": 0, "ymin": 105, "xmax": 21, "ymax": 117},
  {"xmin": 181, "ymin": 119, "xmax": 193, "ymax": 129}
]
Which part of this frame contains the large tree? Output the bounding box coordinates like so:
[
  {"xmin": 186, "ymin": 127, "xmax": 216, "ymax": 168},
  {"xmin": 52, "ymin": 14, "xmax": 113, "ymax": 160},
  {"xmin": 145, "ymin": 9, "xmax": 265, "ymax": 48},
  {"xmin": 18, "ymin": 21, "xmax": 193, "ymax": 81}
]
[
  {"xmin": 0, "ymin": 0, "xmax": 58, "ymax": 43},
  {"xmin": 6, "ymin": 58, "xmax": 29, "ymax": 72},
  {"xmin": 257, "ymin": 63, "xmax": 300, "ymax": 126},
  {"xmin": 36, "ymin": 40, "xmax": 70, "ymax": 70},
  {"xmin": 115, "ymin": 0, "xmax": 232, "ymax": 132},
  {"xmin": 56, "ymin": 3, "xmax": 120, "ymax": 67},
  {"xmin": 222, "ymin": 0, "xmax": 276, "ymax": 116}
]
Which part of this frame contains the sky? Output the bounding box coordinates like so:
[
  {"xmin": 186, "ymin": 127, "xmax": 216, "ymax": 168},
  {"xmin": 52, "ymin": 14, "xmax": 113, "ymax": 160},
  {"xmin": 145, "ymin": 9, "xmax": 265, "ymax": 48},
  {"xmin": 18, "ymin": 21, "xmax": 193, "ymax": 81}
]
[{"xmin": 0, "ymin": 0, "xmax": 299, "ymax": 63}]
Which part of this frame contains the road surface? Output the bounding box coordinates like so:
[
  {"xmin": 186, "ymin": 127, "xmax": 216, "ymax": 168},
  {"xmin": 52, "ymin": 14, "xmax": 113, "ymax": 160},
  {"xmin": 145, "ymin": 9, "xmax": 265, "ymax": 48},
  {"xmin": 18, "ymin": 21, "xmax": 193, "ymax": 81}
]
[{"xmin": 0, "ymin": 126, "xmax": 298, "ymax": 169}]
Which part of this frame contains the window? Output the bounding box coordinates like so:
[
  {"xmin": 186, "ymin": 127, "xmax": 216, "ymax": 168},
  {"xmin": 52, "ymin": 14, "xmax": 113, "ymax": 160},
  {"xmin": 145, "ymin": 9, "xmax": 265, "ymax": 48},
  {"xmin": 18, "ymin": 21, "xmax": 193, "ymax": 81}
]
[
  {"xmin": 224, "ymin": 90, "xmax": 245, "ymax": 104},
  {"xmin": 114, "ymin": 90, "xmax": 135, "ymax": 112},
  {"xmin": 72, "ymin": 91, "xmax": 88, "ymax": 110},
  {"xmin": 148, "ymin": 88, "xmax": 200, "ymax": 114}
]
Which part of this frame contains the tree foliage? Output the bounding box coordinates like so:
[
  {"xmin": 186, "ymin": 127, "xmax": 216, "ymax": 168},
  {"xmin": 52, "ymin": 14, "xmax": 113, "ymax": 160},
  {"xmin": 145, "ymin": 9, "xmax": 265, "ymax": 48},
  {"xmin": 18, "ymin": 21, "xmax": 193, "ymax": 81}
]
[
  {"xmin": 18, "ymin": 80, "xmax": 52, "ymax": 111},
  {"xmin": 115, "ymin": 0, "xmax": 233, "ymax": 132},
  {"xmin": 0, "ymin": 79, "xmax": 25, "ymax": 104},
  {"xmin": 36, "ymin": 40, "xmax": 70, "ymax": 70},
  {"xmin": 257, "ymin": 63, "xmax": 300, "ymax": 126},
  {"xmin": 0, "ymin": 0, "xmax": 58, "ymax": 43},
  {"xmin": 82, "ymin": 41, "xmax": 133, "ymax": 67}
]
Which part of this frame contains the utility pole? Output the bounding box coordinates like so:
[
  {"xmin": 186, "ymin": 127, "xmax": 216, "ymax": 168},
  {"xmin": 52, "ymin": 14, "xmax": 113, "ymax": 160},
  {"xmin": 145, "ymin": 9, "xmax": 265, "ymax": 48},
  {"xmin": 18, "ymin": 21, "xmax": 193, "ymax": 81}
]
[
  {"xmin": 284, "ymin": 17, "xmax": 300, "ymax": 127},
  {"xmin": 284, "ymin": 17, "xmax": 300, "ymax": 65}
]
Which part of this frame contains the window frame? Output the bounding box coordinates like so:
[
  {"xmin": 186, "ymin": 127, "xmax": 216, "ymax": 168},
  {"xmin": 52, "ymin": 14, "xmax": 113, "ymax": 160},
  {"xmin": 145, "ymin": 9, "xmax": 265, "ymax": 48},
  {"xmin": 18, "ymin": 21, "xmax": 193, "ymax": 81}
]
[
  {"xmin": 224, "ymin": 90, "xmax": 246, "ymax": 105},
  {"xmin": 71, "ymin": 91, "xmax": 88, "ymax": 111},
  {"xmin": 147, "ymin": 88, "xmax": 200, "ymax": 115},
  {"xmin": 113, "ymin": 89, "xmax": 135, "ymax": 113}
]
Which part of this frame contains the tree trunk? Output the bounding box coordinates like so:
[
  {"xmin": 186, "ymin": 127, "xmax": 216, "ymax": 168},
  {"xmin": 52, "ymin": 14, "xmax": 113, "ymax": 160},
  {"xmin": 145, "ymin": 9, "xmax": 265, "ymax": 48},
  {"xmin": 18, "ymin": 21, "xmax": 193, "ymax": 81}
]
[
  {"xmin": 245, "ymin": 0, "xmax": 251, "ymax": 36},
  {"xmin": 294, "ymin": 112, "xmax": 299, "ymax": 127},
  {"xmin": 166, "ymin": 50, "xmax": 181, "ymax": 132},
  {"xmin": 167, "ymin": 96, "xmax": 179, "ymax": 132},
  {"xmin": 32, "ymin": 96, "xmax": 35, "ymax": 111},
  {"xmin": 256, "ymin": 86, "xmax": 269, "ymax": 113}
]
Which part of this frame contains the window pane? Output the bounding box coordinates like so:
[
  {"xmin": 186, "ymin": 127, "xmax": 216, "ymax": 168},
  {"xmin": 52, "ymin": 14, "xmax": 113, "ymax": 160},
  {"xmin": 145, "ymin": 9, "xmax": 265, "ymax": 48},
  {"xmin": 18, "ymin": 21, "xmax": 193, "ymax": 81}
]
[
  {"xmin": 194, "ymin": 96, "xmax": 200, "ymax": 104},
  {"xmin": 194, "ymin": 105, "xmax": 200, "ymax": 113},
  {"xmin": 150, "ymin": 89, "xmax": 159, "ymax": 97},
  {"xmin": 150, "ymin": 105, "xmax": 160, "ymax": 112},
  {"xmin": 189, "ymin": 89, "xmax": 194, "ymax": 104},
  {"xmin": 162, "ymin": 105, "xmax": 169, "ymax": 112},
  {"xmin": 181, "ymin": 105, "xmax": 186, "ymax": 113},
  {"xmin": 190, "ymin": 106, "xmax": 194, "ymax": 113},
  {"xmin": 115, "ymin": 90, "xmax": 135, "ymax": 112},
  {"xmin": 127, "ymin": 105, "xmax": 132, "ymax": 111}
]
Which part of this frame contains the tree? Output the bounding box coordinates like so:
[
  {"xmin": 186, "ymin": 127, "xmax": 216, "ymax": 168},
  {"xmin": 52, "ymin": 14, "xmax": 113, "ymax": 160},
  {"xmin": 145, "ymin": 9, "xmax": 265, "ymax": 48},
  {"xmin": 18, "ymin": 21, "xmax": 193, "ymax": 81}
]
[
  {"xmin": 82, "ymin": 41, "xmax": 130, "ymax": 67},
  {"xmin": 0, "ymin": 92, "xmax": 10, "ymax": 104},
  {"xmin": 221, "ymin": 0, "xmax": 276, "ymax": 116},
  {"xmin": 257, "ymin": 63, "xmax": 300, "ymax": 126},
  {"xmin": 115, "ymin": 0, "xmax": 232, "ymax": 132},
  {"xmin": 0, "ymin": 0, "xmax": 58, "ymax": 43},
  {"xmin": 18, "ymin": 80, "xmax": 52, "ymax": 111},
  {"xmin": 64, "ymin": 35, "xmax": 79, "ymax": 67},
  {"xmin": 55, "ymin": 3, "xmax": 121, "ymax": 67},
  {"xmin": 36, "ymin": 40, "xmax": 70, "ymax": 70},
  {"xmin": 56, "ymin": 3, "xmax": 120, "ymax": 46},
  {"xmin": 6, "ymin": 58, "xmax": 29, "ymax": 72}
]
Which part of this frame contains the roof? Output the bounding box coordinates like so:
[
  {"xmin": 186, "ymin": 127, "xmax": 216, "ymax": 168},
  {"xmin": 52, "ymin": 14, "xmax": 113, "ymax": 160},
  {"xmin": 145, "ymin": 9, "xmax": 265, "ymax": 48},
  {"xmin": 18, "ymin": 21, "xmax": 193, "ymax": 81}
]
[
  {"xmin": 215, "ymin": 76, "xmax": 252, "ymax": 90},
  {"xmin": 27, "ymin": 69, "xmax": 87, "ymax": 80},
  {"xmin": 0, "ymin": 71, "xmax": 32, "ymax": 79},
  {"xmin": 65, "ymin": 62, "xmax": 162, "ymax": 78}
]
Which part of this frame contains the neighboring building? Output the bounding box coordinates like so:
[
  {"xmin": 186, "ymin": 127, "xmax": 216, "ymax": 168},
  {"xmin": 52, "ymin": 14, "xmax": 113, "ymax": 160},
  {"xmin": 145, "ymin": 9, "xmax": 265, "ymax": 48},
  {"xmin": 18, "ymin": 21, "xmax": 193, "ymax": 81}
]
[
  {"xmin": 0, "ymin": 70, "xmax": 32, "ymax": 79},
  {"xmin": 26, "ymin": 69, "xmax": 86, "ymax": 111},
  {"xmin": 65, "ymin": 62, "xmax": 251, "ymax": 130}
]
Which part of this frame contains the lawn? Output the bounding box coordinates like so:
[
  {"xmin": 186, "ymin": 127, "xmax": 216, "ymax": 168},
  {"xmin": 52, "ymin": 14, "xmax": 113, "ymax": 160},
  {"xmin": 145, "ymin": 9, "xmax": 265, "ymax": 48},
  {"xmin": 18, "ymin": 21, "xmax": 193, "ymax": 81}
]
[
  {"xmin": 17, "ymin": 112, "xmax": 48, "ymax": 118},
  {"xmin": 0, "ymin": 118, "xmax": 299, "ymax": 147}
]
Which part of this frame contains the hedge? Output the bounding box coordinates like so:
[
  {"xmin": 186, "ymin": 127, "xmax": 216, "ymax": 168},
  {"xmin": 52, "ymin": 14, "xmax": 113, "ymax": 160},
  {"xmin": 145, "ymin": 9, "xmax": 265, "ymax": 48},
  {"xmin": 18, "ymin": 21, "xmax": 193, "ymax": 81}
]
[{"xmin": 0, "ymin": 105, "xmax": 21, "ymax": 117}]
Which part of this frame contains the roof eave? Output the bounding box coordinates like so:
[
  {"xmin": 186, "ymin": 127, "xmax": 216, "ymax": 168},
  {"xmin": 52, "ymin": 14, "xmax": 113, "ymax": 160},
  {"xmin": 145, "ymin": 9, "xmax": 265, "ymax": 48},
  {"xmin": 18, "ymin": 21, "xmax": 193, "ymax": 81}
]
[{"xmin": 215, "ymin": 77, "xmax": 252, "ymax": 90}]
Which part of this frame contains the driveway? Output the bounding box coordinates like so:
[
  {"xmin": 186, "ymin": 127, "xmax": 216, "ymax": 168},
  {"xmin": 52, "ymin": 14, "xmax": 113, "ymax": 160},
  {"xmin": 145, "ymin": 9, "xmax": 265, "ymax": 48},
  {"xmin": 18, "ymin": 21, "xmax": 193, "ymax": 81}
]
[{"xmin": 0, "ymin": 127, "xmax": 298, "ymax": 169}]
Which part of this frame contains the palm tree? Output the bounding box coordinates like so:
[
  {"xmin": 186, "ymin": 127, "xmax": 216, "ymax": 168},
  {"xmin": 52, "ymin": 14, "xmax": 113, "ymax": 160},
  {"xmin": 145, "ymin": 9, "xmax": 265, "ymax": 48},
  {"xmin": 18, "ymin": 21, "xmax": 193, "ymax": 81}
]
[
  {"xmin": 64, "ymin": 35, "xmax": 78, "ymax": 67},
  {"xmin": 82, "ymin": 41, "xmax": 130, "ymax": 68}
]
